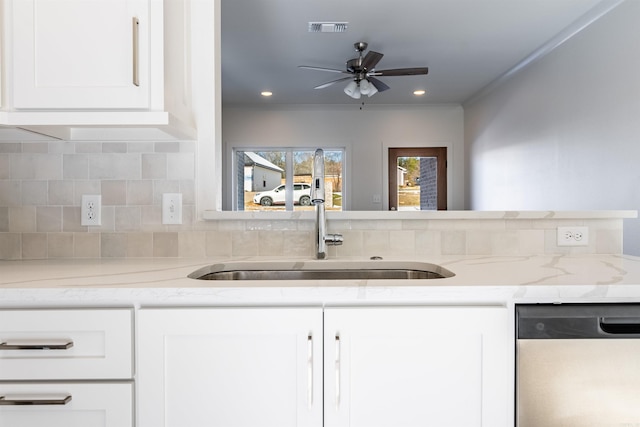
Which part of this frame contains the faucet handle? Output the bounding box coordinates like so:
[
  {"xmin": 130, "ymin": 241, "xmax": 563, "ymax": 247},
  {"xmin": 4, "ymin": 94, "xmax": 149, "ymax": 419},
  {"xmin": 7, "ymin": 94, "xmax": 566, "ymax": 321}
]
[
  {"xmin": 311, "ymin": 178, "xmax": 324, "ymax": 203},
  {"xmin": 311, "ymin": 149, "xmax": 325, "ymax": 202}
]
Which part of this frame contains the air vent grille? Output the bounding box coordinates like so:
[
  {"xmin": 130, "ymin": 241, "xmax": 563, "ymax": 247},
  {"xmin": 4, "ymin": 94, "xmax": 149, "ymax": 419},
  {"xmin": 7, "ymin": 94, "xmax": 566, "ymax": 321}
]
[{"xmin": 308, "ymin": 22, "xmax": 348, "ymax": 33}]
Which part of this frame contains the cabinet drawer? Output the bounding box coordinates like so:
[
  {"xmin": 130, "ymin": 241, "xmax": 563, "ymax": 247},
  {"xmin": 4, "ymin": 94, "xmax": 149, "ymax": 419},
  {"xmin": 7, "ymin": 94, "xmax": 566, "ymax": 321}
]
[
  {"xmin": 0, "ymin": 309, "xmax": 132, "ymax": 380},
  {"xmin": 0, "ymin": 382, "xmax": 132, "ymax": 427}
]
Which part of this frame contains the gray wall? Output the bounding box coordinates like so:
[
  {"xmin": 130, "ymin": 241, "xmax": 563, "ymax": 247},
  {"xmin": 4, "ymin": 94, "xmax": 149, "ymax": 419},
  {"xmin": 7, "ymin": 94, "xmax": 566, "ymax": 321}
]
[{"xmin": 464, "ymin": 0, "xmax": 640, "ymax": 254}]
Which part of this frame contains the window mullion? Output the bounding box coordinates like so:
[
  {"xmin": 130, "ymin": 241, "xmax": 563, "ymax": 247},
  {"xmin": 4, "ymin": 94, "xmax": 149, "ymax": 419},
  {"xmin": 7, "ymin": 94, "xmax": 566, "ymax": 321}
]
[{"xmin": 285, "ymin": 150, "xmax": 294, "ymax": 210}]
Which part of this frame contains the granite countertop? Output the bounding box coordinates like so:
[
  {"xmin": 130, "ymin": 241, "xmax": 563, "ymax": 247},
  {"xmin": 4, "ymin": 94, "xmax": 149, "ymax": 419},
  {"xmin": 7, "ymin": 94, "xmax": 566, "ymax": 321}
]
[{"xmin": 2, "ymin": 254, "xmax": 640, "ymax": 306}]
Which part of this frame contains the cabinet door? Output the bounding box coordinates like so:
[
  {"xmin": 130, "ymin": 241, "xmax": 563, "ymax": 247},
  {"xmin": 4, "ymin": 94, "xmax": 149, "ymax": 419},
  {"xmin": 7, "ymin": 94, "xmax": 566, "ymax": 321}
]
[
  {"xmin": 138, "ymin": 307, "xmax": 323, "ymax": 427},
  {"xmin": 324, "ymin": 306, "xmax": 510, "ymax": 427},
  {"xmin": 12, "ymin": 0, "xmax": 150, "ymax": 109}
]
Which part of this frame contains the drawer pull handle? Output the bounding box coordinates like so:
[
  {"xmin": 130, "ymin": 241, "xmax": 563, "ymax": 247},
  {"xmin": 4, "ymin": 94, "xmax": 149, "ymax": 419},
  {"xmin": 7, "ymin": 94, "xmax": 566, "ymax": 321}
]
[
  {"xmin": 0, "ymin": 340, "xmax": 74, "ymax": 350},
  {"xmin": 0, "ymin": 395, "xmax": 72, "ymax": 405}
]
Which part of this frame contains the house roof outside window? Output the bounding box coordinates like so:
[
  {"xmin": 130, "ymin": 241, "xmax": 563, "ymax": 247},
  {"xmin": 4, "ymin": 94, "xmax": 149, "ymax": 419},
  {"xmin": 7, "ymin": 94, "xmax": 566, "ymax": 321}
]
[{"xmin": 244, "ymin": 152, "xmax": 284, "ymax": 173}]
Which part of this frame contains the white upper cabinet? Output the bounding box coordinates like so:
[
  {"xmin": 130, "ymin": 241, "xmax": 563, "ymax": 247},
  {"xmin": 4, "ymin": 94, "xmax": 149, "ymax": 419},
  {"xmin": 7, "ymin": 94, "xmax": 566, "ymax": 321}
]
[
  {"xmin": 0, "ymin": 0, "xmax": 196, "ymax": 140},
  {"xmin": 12, "ymin": 0, "xmax": 152, "ymax": 109}
]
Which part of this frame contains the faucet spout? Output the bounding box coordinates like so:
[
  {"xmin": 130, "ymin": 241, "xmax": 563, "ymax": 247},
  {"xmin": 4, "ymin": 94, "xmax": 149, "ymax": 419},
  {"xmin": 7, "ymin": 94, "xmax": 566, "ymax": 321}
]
[{"xmin": 312, "ymin": 148, "xmax": 343, "ymax": 259}]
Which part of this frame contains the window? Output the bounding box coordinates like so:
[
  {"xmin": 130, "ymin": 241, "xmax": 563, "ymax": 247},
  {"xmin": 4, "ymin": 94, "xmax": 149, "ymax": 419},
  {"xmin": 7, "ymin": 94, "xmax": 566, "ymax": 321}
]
[{"xmin": 234, "ymin": 148, "xmax": 344, "ymax": 212}]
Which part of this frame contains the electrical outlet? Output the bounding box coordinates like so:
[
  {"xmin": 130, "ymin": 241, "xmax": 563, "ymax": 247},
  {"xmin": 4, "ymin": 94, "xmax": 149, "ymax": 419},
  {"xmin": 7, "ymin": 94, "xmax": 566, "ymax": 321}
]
[
  {"xmin": 162, "ymin": 193, "xmax": 183, "ymax": 225},
  {"xmin": 557, "ymin": 226, "xmax": 589, "ymax": 247},
  {"xmin": 81, "ymin": 195, "xmax": 102, "ymax": 226}
]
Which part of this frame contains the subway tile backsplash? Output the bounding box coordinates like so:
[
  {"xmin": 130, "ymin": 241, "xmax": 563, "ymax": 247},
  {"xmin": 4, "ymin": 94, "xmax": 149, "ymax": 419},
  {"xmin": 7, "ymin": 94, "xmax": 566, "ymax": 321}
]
[{"xmin": 0, "ymin": 142, "xmax": 626, "ymax": 260}]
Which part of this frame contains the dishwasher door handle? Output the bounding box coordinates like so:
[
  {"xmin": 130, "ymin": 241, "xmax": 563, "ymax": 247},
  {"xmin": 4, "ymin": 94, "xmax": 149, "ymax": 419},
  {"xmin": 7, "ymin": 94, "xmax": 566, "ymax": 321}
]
[{"xmin": 600, "ymin": 317, "xmax": 640, "ymax": 334}]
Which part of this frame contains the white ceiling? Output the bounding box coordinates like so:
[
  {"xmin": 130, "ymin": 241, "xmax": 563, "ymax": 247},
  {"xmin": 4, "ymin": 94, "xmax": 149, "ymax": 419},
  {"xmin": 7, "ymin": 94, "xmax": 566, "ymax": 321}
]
[{"xmin": 221, "ymin": 0, "xmax": 618, "ymax": 106}]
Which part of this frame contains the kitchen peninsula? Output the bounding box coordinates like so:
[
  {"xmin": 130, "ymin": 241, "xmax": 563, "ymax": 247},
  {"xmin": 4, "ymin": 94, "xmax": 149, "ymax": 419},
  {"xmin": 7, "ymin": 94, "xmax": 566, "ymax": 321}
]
[
  {"xmin": 1, "ymin": 210, "xmax": 639, "ymax": 303},
  {"xmin": 1, "ymin": 210, "xmax": 639, "ymax": 427}
]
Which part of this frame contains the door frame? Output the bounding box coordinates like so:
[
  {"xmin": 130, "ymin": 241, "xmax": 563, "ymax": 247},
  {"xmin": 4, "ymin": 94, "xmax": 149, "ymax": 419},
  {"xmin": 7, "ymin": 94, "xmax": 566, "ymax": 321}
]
[{"xmin": 388, "ymin": 147, "xmax": 447, "ymax": 211}]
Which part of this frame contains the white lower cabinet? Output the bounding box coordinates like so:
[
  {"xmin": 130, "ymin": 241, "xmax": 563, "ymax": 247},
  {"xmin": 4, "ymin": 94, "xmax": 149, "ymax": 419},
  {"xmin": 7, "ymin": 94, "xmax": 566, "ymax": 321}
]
[
  {"xmin": 138, "ymin": 306, "xmax": 510, "ymax": 427},
  {"xmin": 324, "ymin": 306, "xmax": 510, "ymax": 427},
  {"xmin": 0, "ymin": 308, "xmax": 134, "ymax": 427},
  {"xmin": 138, "ymin": 307, "xmax": 324, "ymax": 427}
]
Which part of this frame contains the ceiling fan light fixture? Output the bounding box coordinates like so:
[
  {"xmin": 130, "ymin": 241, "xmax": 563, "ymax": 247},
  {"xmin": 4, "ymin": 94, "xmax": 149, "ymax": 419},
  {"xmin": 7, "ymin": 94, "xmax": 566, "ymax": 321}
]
[
  {"xmin": 344, "ymin": 81, "xmax": 360, "ymax": 99},
  {"xmin": 299, "ymin": 41, "xmax": 429, "ymax": 101},
  {"xmin": 359, "ymin": 79, "xmax": 371, "ymax": 95}
]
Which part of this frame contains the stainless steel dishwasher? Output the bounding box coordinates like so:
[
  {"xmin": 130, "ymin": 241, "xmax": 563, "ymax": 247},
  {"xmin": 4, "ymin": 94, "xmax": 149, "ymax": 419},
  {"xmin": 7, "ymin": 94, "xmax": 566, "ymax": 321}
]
[{"xmin": 516, "ymin": 303, "xmax": 640, "ymax": 427}]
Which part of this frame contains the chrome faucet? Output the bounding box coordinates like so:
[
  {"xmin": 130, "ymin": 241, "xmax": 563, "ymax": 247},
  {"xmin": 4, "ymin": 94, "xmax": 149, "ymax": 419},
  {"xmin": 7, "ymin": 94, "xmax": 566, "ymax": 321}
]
[{"xmin": 311, "ymin": 149, "xmax": 343, "ymax": 259}]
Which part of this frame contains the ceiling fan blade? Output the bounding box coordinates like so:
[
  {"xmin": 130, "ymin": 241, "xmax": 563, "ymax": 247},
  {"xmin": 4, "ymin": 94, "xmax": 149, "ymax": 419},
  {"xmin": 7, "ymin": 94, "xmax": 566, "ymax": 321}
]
[
  {"xmin": 368, "ymin": 77, "xmax": 390, "ymax": 92},
  {"xmin": 298, "ymin": 65, "xmax": 349, "ymax": 74},
  {"xmin": 314, "ymin": 76, "xmax": 353, "ymax": 89},
  {"xmin": 361, "ymin": 51, "xmax": 383, "ymax": 71},
  {"xmin": 371, "ymin": 67, "xmax": 429, "ymax": 77}
]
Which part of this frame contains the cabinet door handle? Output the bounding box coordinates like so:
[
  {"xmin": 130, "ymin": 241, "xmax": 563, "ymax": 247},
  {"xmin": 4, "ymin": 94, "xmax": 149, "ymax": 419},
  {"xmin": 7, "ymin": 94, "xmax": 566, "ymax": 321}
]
[
  {"xmin": 0, "ymin": 395, "xmax": 72, "ymax": 405},
  {"xmin": 0, "ymin": 339, "xmax": 74, "ymax": 350},
  {"xmin": 335, "ymin": 334, "xmax": 341, "ymax": 409},
  {"xmin": 307, "ymin": 334, "xmax": 313, "ymax": 409},
  {"xmin": 132, "ymin": 17, "xmax": 140, "ymax": 86}
]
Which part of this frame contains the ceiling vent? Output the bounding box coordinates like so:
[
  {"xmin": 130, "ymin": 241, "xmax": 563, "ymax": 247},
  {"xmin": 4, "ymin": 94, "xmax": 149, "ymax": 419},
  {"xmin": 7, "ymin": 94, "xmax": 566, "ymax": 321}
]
[{"xmin": 308, "ymin": 22, "xmax": 348, "ymax": 33}]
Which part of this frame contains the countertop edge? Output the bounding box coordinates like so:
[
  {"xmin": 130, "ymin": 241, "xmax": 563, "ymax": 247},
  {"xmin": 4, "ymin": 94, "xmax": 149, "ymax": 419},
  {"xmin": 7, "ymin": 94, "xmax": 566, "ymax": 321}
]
[{"xmin": 203, "ymin": 210, "xmax": 638, "ymax": 221}]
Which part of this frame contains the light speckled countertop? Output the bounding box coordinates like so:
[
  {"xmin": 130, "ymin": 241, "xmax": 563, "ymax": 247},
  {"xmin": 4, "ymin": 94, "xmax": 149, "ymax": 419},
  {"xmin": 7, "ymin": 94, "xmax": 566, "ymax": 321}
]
[{"xmin": 2, "ymin": 254, "xmax": 640, "ymax": 306}]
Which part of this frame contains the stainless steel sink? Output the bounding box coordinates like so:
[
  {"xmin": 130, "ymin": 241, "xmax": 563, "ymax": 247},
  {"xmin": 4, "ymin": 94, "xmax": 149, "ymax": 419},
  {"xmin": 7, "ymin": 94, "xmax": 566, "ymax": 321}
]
[{"xmin": 188, "ymin": 260, "xmax": 454, "ymax": 281}]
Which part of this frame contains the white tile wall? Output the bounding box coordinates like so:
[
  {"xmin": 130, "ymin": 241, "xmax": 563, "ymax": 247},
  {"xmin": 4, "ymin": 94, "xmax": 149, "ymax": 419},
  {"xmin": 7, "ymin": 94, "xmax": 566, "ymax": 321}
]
[{"xmin": 0, "ymin": 142, "xmax": 627, "ymax": 260}]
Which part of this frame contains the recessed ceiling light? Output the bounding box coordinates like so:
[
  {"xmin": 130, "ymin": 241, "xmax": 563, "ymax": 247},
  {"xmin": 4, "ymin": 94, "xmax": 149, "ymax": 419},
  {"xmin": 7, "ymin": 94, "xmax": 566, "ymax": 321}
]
[
  {"xmin": 261, "ymin": 91, "xmax": 273, "ymax": 97},
  {"xmin": 413, "ymin": 90, "xmax": 426, "ymax": 96}
]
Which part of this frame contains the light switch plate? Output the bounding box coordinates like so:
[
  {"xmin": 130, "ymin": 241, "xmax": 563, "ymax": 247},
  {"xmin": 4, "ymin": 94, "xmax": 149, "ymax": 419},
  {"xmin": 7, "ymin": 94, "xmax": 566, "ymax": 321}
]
[{"xmin": 162, "ymin": 193, "xmax": 183, "ymax": 225}]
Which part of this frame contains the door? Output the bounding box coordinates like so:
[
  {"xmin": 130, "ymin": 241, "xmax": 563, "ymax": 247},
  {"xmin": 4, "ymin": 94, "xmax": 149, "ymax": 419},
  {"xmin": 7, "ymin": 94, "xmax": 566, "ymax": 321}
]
[
  {"xmin": 138, "ymin": 307, "xmax": 323, "ymax": 427},
  {"xmin": 388, "ymin": 147, "xmax": 447, "ymax": 211},
  {"xmin": 12, "ymin": 0, "xmax": 150, "ymax": 109},
  {"xmin": 324, "ymin": 306, "xmax": 509, "ymax": 427}
]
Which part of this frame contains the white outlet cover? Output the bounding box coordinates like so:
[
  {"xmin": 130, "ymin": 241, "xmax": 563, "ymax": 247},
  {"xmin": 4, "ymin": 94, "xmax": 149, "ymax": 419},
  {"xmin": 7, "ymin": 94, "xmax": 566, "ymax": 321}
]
[
  {"xmin": 557, "ymin": 226, "xmax": 589, "ymax": 246},
  {"xmin": 81, "ymin": 195, "xmax": 102, "ymax": 226},
  {"xmin": 162, "ymin": 193, "xmax": 183, "ymax": 225}
]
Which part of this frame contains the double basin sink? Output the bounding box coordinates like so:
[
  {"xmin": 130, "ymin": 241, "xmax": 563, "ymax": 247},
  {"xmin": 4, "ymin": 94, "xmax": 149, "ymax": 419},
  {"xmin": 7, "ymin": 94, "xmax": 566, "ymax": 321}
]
[{"xmin": 189, "ymin": 260, "xmax": 455, "ymax": 282}]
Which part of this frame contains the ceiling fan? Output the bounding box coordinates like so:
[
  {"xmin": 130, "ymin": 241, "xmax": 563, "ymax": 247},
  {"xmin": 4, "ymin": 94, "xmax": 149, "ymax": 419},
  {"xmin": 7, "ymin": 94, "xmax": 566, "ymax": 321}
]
[{"xmin": 298, "ymin": 42, "xmax": 429, "ymax": 99}]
